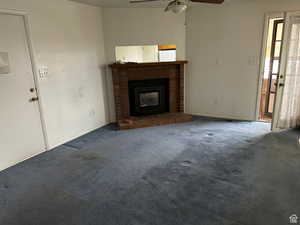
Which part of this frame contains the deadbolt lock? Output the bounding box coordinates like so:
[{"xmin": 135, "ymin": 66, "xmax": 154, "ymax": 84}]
[{"xmin": 29, "ymin": 97, "xmax": 39, "ymax": 102}]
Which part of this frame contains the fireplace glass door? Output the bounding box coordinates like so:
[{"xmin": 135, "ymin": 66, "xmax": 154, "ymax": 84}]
[
  {"xmin": 129, "ymin": 79, "xmax": 169, "ymax": 116},
  {"xmin": 140, "ymin": 91, "xmax": 159, "ymax": 108}
]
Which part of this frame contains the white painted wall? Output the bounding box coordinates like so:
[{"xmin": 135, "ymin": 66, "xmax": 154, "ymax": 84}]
[
  {"xmin": 186, "ymin": 0, "xmax": 300, "ymax": 121},
  {"xmin": 0, "ymin": 0, "xmax": 108, "ymax": 148},
  {"xmin": 103, "ymin": 8, "xmax": 186, "ymax": 63},
  {"xmin": 103, "ymin": 7, "xmax": 186, "ymax": 121}
]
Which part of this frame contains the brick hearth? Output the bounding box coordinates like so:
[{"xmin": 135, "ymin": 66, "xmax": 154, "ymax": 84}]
[{"xmin": 119, "ymin": 113, "xmax": 193, "ymax": 130}]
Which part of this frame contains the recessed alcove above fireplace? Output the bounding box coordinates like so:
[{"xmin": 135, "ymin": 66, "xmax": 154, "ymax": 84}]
[{"xmin": 109, "ymin": 61, "xmax": 191, "ymax": 129}]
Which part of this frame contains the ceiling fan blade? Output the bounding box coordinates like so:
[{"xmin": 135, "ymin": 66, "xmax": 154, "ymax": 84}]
[
  {"xmin": 190, "ymin": 0, "xmax": 224, "ymax": 4},
  {"xmin": 130, "ymin": 0, "xmax": 161, "ymax": 3}
]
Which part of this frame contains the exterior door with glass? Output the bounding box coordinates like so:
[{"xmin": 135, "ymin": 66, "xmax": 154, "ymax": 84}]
[{"xmin": 272, "ymin": 12, "xmax": 300, "ymax": 130}]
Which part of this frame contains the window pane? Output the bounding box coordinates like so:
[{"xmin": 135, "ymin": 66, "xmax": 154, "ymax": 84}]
[
  {"xmin": 270, "ymin": 75, "xmax": 277, "ymax": 92},
  {"xmin": 268, "ymin": 93, "xmax": 275, "ymax": 113},
  {"xmin": 276, "ymin": 23, "xmax": 283, "ymax": 41},
  {"xmin": 272, "ymin": 74, "xmax": 278, "ymax": 80},
  {"xmin": 272, "ymin": 60, "xmax": 280, "ymax": 74},
  {"xmin": 274, "ymin": 41, "xmax": 282, "ymax": 57}
]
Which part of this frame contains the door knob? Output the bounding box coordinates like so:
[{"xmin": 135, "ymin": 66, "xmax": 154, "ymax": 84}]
[{"xmin": 29, "ymin": 97, "xmax": 39, "ymax": 102}]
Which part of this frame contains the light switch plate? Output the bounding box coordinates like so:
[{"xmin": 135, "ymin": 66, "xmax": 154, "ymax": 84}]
[{"xmin": 0, "ymin": 52, "xmax": 10, "ymax": 74}]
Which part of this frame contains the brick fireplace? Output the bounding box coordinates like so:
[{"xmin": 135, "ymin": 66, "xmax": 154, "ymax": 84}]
[{"xmin": 109, "ymin": 61, "xmax": 192, "ymax": 129}]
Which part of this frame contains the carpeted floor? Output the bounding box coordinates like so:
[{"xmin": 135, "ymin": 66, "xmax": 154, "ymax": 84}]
[{"xmin": 0, "ymin": 117, "xmax": 300, "ymax": 225}]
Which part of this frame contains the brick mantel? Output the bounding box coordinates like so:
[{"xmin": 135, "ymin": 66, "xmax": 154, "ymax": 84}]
[{"xmin": 109, "ymin": 61, "xmax": 188, "ymax": 123}]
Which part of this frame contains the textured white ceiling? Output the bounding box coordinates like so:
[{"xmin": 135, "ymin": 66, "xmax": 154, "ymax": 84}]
[
  {"xmin": 69, "ymin": 0, "xmax": 255, "ymax": 8},
  {"xmin": 69, "ymin": 0, "xmax": 167, "ymax": 7}
]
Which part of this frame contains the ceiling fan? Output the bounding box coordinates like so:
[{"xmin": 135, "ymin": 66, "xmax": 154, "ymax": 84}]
[{"xmin": 130, "ymin": 0, "xmax": 224, "ymax": 14}]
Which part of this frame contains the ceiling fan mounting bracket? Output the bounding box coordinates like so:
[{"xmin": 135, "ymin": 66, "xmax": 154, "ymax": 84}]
[{"xmin": 129, "ymin": 0, "xmax": 224, "ymax": 14}]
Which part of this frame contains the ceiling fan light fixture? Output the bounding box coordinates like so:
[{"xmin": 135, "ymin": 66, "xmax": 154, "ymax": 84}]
[{"xmin": 171, "ymin": 2, "xmax": 187, "ymax": 14}]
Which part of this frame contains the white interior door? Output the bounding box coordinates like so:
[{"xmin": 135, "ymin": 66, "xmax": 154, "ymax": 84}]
[
  {"xmin": 272, "ymin": 12, "xmax": 300, "ymax": 130},
  {"xmin": 0, "ymin": 13, "xmax": 46, "ymax": 171}
]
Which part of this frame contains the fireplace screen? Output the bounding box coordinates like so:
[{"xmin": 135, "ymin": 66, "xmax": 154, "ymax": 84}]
[{"xmin": 140, "ymin": 92, "xmax": 159, "ymax": 108}]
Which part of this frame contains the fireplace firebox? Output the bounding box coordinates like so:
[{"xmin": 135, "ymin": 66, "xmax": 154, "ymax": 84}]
[{"xmin": 129, "ymin": 79, "xmax": 169, "ymax": 116}]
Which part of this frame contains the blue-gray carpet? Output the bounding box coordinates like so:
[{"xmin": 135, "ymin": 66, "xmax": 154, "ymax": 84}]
[{"xmin": 0, "ymin": 117, "xmax": 300, "ymax": 225}]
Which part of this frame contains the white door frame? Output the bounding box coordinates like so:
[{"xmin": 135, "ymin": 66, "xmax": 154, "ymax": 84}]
[
  {"xmin": 255, "ymin": 12, "xmax": 285, "ymax": 122},
  {"xmin": 0, "ymin": 8, "xmax": 49, "ymax": 150}
]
